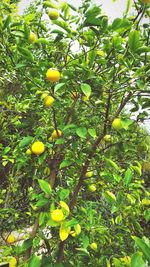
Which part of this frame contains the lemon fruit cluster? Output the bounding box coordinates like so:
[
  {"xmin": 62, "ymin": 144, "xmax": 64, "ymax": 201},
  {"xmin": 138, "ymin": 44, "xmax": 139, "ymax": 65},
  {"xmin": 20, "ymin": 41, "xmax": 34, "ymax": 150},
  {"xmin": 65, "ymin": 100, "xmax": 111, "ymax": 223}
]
[
  {"xmin": 31, "ymin": 141, "xmax": 45, "ymax": 155},
  {"xmin": 43, "ymin": 95, "xmax": 54, "ymax": 107},
  {"xmin": 46, "ymin": 69, "xmax": 60, "ymax": 82}
]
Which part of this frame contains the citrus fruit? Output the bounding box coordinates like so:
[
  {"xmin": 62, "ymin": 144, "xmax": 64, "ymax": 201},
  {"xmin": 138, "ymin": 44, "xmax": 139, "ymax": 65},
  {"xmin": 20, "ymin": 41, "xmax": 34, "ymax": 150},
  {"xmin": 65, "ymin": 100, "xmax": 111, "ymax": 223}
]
[
  {"xmin": 48, "ymin": 9, "xmax": 59, "ymax": 20},
  {"xmin": 90, "ymin": 242, "xmax": 97, "ymax": 250},
  {"xmin": 6, "ymin": 234, "xmax": 15, "ymax": 244},
  {"xmin": 88, "ymin": 184, "xmax": 97, "ymax": 192},
  {"xmin": 9, "ymin": 257, "xmax": 17, "ymax": 267},
  {"xmin": 51, "ymin": 209, "xmax": 64, "ymax": 222},
  {"xmin": 51, "ymin": 129, "xmax": 62, "ymax": 139},
  {"xmin": 85, "ymin": 171, "xmax": 93, "ymax": 178},
  {"xmin": 43, "ymin": 95, "xmax": 54, "ymax": 107},
  {"xmin": 103, "ymin": 134, "xmax": 111, "ymax": 142},
  {"xmin": 26, "ymin": 148, "xmax": 32, "ymax": 155},
  {"xmin": 112, "ymin": 118, "xmax": 123, "ymax": 130},
  {"xmin": 31, "ymin": 141, "xmax": 45, "ymax": 155},
  {"xmin": 28, "ymin": 32, "xmax": 37, "ymax": 43},
  {"xmin": 46, "ymin": 69, "xmax": 60, "ymax": 82}
]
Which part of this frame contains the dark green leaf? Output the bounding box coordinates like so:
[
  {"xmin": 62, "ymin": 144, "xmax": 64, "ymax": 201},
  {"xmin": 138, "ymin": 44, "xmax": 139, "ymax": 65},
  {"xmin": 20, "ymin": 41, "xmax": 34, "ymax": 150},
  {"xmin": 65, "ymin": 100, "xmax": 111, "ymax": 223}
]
[
  {"xmin": 128, "ymin": 30, "xmax": 141, "ymax": 52},
  {"xmin": 28, "ymin": 255, "xmax": 41, "ymax": 267},
  {"xmin": 131, "ymin": 252, "xmax": 146, "ymax": 267},
  {"xmin": 76, "ymin": 127, "xmax": 87, "ymax": 139},
  {"xmin": 124, "ymin": 168, "xmax": 133, "ymax": 186},
  {"xmin": 19, "ymin": 136, "xmax": 33, "ymax": 148},
  {"xmin": 132, "ymin": 236, "xmax": 150, "ymax": 261}
]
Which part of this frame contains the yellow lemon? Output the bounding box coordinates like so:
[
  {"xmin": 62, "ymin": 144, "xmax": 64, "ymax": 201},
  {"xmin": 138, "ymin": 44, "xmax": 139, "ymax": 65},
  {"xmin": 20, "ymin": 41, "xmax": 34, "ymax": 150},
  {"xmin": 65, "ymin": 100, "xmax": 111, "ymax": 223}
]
[
  {"xmin": 88, "ymin": 184, "xmax": 97, "ymax": 192},
  {"xmin": 96, "ymin": 50, "xmax": 106, "ymax": 57},
  {"xmin": 6, "ymin": 234, "xmax": 16, "ymax": 244},
  {"xmin": 28, "ymin": 32, "xmax": 37, "ymax": 43},
  {"xmin": 31, "ymin": 141, "xmax": 45, "ymax": 155},
  {"xmin": 103, "ymin": 134, "xmax": 111, "ymax": 142},
  {"xmin": 48, "ymin": 9, "xmax": 59, "ymax": 20},
  {"xmin": 46, "ymin": 69, "xmax": 60, "ymax": 82},
  {"xmin": 112, "ymin": 118, "xmax": 123, "ymax": 130},
  {"xmin": 51, "ymin": 129, "xmax": 62, "ymax": 139},
  {"xmin": 43, "ymin": 95, "xmax": 54, "ymax": 107},
  {"xmin": 51, "ymin": 209, "xmax": 64, "ymax": 222},
  {"xmin": 85, "ymin": 171, "xmax": 93, "ymax": 178},
  {"xmin": 90, "ymin": 242, "xmax": 97, "ymax": 251},
  {"xmin": 9, "ymin": 257, "xmax": 17, "ymax": 267},
  {"xmin": 26, "ymin": 148, "xmax": 32, "ymax": 155}
]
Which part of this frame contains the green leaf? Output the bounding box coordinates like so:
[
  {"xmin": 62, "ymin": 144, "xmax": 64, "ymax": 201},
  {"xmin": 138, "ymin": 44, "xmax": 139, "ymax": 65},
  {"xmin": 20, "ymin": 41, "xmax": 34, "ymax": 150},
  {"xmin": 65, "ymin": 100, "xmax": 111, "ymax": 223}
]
[
  {"xmin": 3, "ymin": 15, "xmax": 11, "ymax": 30},
  {"xmin": 136, "ymin": 46, "xmax": 150, "ymax": 54},
  {"xmin": 60, "ymin": 160, "xmax": 72, "ymax": 169},
  {"xmin": 88, "ymin": 128, "xmax": 97, "ymax": 138},
  {"xmin": 76, "ymin": 127, "xmax": 87, "ymax": 139},
  {"xmin": 36, "ymin": 198, "xmax": 49, "ymax": 207},
  {"xmin": 19, "ymin": 136, "xmax": 33, "ymax": 148},
  {"xmin": 38, "ymin": 179, "xmax": 52, "ymax": 195},
  {"xmin": 18, "ymin": 47, "xmax": 34, "ymax": 62},
  {"xmin": 28, "ymin": 255, "xmax": 41, "ymax": 267},
  {"xmin": 60, "ymin": 189, "xmax": 70, "ymax": 200},
  {"xmin": 128, "ymin": 30, "xmax": 141, "ymax": 52},
  {"xmin": 111, "ymin": 18, "xmax": 131, "ymax": 31},
  {"xmin": 21, "ymin": 239, "xmax": 33, "ymax": 252},
  {"xmin": 132, "ymin": 236, "xmax": 150, "ymax": 262},
  {"xmin": 131, "ymin": 252, "xmax": 146, "ymax": 267},
  {"xmin": 81, "ymin": 83, "xmax": 91, "ymax": 98},
  {"xmin": 105, "ymin": 158, "xmax": 119, "ymax": 170},
  {"xmin": 124, "ymin": 168, "xmax": 133, "ymax": 186},
  {"xmin": 54, "ymin": 83, "xmax": 66, "ymax": 93}
]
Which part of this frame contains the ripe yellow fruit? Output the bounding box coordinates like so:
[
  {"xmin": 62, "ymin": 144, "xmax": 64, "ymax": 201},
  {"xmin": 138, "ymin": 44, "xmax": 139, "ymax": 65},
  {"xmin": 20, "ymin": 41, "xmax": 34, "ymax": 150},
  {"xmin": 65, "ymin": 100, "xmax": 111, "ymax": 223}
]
[
  {"xmin": 103, "ymin": 134, "xmax": 111, "ymax": 142},
  {"xmin": 6, "ymin": 234, "xmax": 15, "ymax": 244},
  {"xmin": 70, "ymin": 231, "xmax": 76, "ymax": 237},
  {"xmin": 85, "ymin": 171, "xmax": 93, "ymax": 178},
  {"xmin": 28, "ymin": 32, "xmax": 37, "ymax": 43},
  {"xmin": 46, "ymin": 69, "xmax": 60, "ymax": 82},
  {"xmin": 48, "ymin": 9, "xmax": 59, "ymax": 20},
  {"xmin": 43, "ymin": 95, "xmax": 54, "ymax": 107},
  {"xmin": 88, "ymin": 184, "xmax": 97, "ymax": 192},
  {"xmin": 31, "ymin": 141, "xmax": 45, "ymax": 155},
  {"xmin": 51, "ymin": 129, "xmax": 62, "ymax": 139},
  {"xmin": 96, "ymin": 50, "xmax": 106, "ymax": 57},
  {"xmin": 26, "ymin": 148, "xmax": 32, "ymax": 155},
  {"xmin": 51, "ymin": 209, "xmax": 64, "ymax": 222},
  {"xmin": 141, "ymin": 0, "xmax": 150, "ymax": 3},
  {"xmin": 9, "ymin": 257, "xmax": 17, "ymax": 267},
  {"xmin": 90, "ymin": 242, "xmax": 97, "ymax": 251},
  {"xmin": 112, "ymin": 118, "xmax": 123, "ymax": 130}
]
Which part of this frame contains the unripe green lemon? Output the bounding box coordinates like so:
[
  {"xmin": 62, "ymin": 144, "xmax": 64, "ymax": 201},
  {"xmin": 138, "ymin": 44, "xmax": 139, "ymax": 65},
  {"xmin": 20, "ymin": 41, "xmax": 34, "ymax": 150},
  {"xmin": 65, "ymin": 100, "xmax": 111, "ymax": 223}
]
[
  {"xmin": 26, "ymin": 148, "xmax": 32, "ymax": 155},
  {"xmin": 28, "ymin": 32, "xmax": 37, "ymax": 43},
  {"xmin": 112, "ymin": 118, "xmax": 123, "ymax": 130},
  {"xmin": 88, "ymin": 184, "xmax": 97, "ymax": 192},
  {"xmin": 85, "ymin": 171, "xmax": 93, "ymax": 178},
  {"xmin": 103, "ymin": 134, "xmax": 111, "ymax": 142},
  {"xmin": 48, "ymin": 9, "xmax": 59, "ymax": 20}
]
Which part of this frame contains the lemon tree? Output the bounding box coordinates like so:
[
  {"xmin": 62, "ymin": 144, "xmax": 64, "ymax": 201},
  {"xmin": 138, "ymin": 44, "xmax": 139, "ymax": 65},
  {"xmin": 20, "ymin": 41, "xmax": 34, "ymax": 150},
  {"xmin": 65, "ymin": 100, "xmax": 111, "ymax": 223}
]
[{"xmin": 0, "ymin": 0, "xmax": 150, "ymax": 266}]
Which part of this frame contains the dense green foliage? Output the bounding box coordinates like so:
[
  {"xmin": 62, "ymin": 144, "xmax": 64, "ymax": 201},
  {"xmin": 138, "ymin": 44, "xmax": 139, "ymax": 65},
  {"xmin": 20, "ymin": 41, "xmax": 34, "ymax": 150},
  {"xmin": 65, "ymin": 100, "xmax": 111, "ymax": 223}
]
[{"xmin": 0, "ymin": 0, "xmax": 150, "ymax": 266}]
